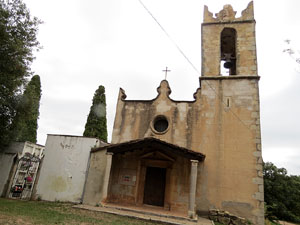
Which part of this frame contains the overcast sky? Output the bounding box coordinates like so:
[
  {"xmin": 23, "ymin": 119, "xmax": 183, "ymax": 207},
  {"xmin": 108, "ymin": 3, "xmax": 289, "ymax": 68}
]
[{"xmin": 23, "ymin": 0, "xmax": 300, "ymax": 175}]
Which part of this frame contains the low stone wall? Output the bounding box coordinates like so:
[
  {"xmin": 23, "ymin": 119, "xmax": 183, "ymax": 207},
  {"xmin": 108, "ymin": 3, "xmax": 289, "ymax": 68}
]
[{"xmin": 209, "ymin": 209, "xmax": 250, "ymax": 225}]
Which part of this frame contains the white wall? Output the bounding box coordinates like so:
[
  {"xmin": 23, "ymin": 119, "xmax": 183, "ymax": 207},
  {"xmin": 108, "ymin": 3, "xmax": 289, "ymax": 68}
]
[{"xmin": 35, "ymin": 135, "xmax": 103, "ymax": 203}]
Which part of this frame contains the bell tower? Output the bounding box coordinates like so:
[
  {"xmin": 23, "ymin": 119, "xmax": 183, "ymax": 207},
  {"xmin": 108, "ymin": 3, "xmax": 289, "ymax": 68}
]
[
  {"xmin": 199, "ymin": 2, "xmax": 264, "ymax": 225},
  {"xmin": 201, "ymin": 1, "xmax": 257, "ymax": 76}
]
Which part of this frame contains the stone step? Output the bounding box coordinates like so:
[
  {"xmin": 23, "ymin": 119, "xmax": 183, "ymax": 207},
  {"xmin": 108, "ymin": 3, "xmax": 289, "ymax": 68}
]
[
  {"xmin": 74, "ymin": 204, "xmax": 213, "ymax": 225},
  {"xmin": 102, "ymin": 203, "xmax": 197, "ymax": 223}
]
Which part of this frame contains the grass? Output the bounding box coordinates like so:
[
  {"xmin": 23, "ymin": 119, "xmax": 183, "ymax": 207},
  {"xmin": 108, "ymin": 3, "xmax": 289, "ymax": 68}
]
[{"xmin": 0, "ymin": 198, "xmax": 159, "ymax": 225}]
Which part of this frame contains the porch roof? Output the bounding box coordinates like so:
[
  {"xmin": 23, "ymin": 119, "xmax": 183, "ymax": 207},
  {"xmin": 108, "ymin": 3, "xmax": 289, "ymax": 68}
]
[{"xmin": 91, "ymin": 137, "xmax": 205, "ymax": 161}]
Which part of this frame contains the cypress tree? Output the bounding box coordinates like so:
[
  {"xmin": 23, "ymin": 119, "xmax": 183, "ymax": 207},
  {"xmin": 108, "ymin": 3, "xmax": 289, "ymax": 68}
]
[
  {"xmin": 83, "ymin": 85, "xmax": 108, "ymax": 142},
  {"xmin": 14, "ymin": 75, "xmax": 42, "ymax": 143}
]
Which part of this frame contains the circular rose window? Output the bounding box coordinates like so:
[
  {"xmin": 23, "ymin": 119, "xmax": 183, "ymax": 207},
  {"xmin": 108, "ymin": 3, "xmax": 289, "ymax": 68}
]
[{"xmin": 153, "ymin": 116, "xmax": 169, "ymax": 133}]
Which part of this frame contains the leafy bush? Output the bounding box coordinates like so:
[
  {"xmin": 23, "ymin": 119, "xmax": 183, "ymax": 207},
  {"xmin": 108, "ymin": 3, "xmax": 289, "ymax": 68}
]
[{"xmin": 264, "ymin": 162, "xmax": 300, "ymax": 223}]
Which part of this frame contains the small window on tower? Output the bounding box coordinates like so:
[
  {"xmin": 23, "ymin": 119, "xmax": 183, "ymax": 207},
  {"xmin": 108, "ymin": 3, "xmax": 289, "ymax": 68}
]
[{"xmin": 220, "ymin": 28, "xmax": 237, "ymax": 76}]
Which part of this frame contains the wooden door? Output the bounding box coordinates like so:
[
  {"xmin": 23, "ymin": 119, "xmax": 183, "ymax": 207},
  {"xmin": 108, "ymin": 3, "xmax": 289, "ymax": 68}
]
[{"xmin": 143, "ymin": 167, "xmax": 166, "ymax": 207}]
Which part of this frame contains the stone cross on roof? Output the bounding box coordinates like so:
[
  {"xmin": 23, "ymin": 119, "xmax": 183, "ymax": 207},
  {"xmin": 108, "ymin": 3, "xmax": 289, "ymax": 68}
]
[{"xmin": 162, "ymin": 67, "xmax": 171, "ymax": 80}]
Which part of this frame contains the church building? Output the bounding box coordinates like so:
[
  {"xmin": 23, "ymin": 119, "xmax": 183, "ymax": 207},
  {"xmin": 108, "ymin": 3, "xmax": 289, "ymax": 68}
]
[{"xmin": 83, "ymin": 2, "xmax": 264, "ymax": 224}]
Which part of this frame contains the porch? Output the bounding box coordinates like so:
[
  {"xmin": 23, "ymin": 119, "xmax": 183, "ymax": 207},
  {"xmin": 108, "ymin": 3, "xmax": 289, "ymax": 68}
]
[{"xmin": 100, "ymin": 137, "xmax": 205, "ymax": 219}]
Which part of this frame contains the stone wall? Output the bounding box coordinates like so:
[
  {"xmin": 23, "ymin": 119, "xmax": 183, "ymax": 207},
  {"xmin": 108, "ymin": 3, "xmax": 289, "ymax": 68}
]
[
  {"xmin": 202, "ymin": 2, "xmax": 257, "ymax": 76},
  {"xmin": 209, "ymin": 209, "xmax": 251, "ymax": 225}
]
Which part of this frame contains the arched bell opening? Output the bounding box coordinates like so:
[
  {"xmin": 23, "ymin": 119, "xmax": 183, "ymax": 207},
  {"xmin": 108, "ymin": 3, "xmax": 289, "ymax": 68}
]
[{"xmin": 220, "ymin": 28, "xmax": 237, "ymax": 76}]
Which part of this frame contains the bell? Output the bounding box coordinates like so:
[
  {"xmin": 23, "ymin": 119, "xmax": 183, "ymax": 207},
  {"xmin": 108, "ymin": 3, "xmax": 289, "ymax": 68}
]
[
  {"xmin": 223, "ymin": 53, "xmax": 233, "ymax": 69},
  {"xmin": 224, "ymin": 59, "xmax": 233, "ymax": 69}
]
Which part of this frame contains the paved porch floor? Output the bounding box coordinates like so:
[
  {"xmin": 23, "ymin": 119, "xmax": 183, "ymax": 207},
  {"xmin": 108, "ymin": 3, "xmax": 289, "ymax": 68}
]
[{"xmin": 73, "ymin": 203, "xmax": 213, "ymax": 225}]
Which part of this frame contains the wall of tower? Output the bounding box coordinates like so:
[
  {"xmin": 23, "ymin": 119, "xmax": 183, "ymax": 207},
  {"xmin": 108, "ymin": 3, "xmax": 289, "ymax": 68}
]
[
  {"xmin": 201, "ymin": 2, "xmax": 257, "ymax": 76},
  {"xmin": 198, "ymin": 2, "xmax": 263, "ymax": 224},
  {"xmin": 195, "ymin": 77, "xmax": 264, "ymax": 225},
  {"xmin": 202, "ymin": 23, "xmax": 257, "ymax": 76}
]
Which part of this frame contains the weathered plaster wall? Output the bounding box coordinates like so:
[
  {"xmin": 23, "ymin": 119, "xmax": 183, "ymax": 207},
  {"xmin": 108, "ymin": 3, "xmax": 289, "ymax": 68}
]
[
  {"xmin": 169, "ymin": 156, "xmax": 190, "ymax": 213},
  {"xmin": 111, "ymin": 81, "xmax": 201, "ymax": 150},
  {"xmin": 35, "ymin": 135, "xmax": 104, "ymax": 203},
  {"xmin": 108, "ymin": 153, "xmax": 139, "ymax": 204},
  {"xmin": 82, "ymin": 149, "xmax": 107, "ymax": 205}
]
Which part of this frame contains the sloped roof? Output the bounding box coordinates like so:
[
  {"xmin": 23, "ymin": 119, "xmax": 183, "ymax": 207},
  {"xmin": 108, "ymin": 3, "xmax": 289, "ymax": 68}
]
[{"xmin": 91, "ymin": 137, "xmax": 205, "ymax": 161}]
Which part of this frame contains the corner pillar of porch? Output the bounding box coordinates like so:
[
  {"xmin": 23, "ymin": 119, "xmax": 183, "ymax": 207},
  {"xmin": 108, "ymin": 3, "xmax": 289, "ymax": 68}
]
[
  {"xmin": 188, "ymin": 159, "xmax": 198, "ymax": 219},
  {"xmin": 101, "ymin": 152, "xmax": 113, "ymax": 203}
]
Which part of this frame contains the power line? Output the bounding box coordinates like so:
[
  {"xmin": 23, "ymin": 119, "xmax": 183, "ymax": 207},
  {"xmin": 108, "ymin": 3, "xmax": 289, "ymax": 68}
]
[
  {"xmin": 138, "ymin": 0, "xmax": 254, "ymax": 132},
  {"xmin": 138, "ymin": 0, "xmax": 201, "ymax": 75}
]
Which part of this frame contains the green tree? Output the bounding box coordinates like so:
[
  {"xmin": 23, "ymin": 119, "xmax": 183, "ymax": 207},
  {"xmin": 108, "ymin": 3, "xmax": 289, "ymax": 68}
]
[
  {"xmin": 13, "ymin": 75, "xmax": 41, "ymax": 143},
  {"xmin": 264, "ymin": 162, "xmax": 300, "ymax": 223},
  {"xmin": 83, "ymin": 85, "xmax": 108, "ymax": 142},
  {"xmin": 0, "ymin": 0, "xmax": 42, "ymax": 149}
]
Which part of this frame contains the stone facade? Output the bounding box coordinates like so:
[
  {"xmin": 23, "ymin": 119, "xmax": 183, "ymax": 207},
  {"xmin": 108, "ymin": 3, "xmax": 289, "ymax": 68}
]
[{"xmin": 83, "ymin": 1, "xmax": 264, "ymax": 225}]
